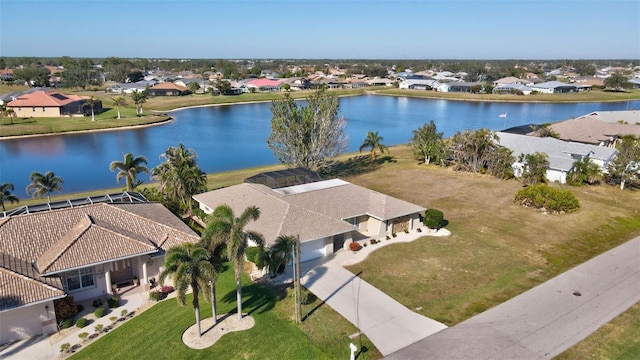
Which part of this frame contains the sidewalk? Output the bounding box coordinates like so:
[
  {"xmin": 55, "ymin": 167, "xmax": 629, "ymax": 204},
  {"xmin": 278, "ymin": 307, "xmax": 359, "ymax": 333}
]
[{"xmin": 276, "ymin": 228, "xmax": 450, "ymax": 356}]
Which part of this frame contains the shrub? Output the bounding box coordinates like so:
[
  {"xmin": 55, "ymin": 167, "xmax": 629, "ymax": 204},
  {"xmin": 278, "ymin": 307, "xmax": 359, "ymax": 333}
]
[
  {"xmin": 60, "ymin": 318, "xmax": 73, "ymax": 329},
  {"xmin": 76, "ymin": 318, "xmax": 88, "ymax": 328},
  {"xmin": 94, "ymin": 324, "xmax": 103, "ymax": 333},
  {"xmin": 60, "ymin": 343, "xmax": 71, "ymax": 353},
  {"xmin": 54, "ymin": 297, "xmax": 78, "ymax": 321},
  {"xmin": 416, "ymin": 228, "xmax": 422, "ymax": 233},
  {"xmin": 404, "ymin": 229, "xmax": 409, "ymax": 234},
  {"xmin": 109, "ymin": 316, "xmax": 118, "ymax": 324},
  {"xmin": 514, "ymin": 184, "xmax": 580, "ymax": 213},
  {"xmin": 107, "ymin": 296, "xmax": 120, "ymax": 308},
  {"xmin": 94, "ymin": 307, "xmax": 106, "ymax": 318},
  {"xmin": 392, "ymin": 233, "xmax": 397, "ymax": 238},
  {"xmin": 121, "ymin": 309, "xmax": 128, "ymax": 317},
  {"xmin": 92, "ymin": 298, "xmax": 103, "ymax": 308},
  {"xmin": 78, "ymin": 332, "xmax": 89, "ymax": 341},
  {"xmin": 245, "ymin": 247, "xmax": 260, "ymax": 264},
  {"xmin": 348, "ymin": 242, "xmax": 360, "ymax": 251},
  {"xmin": 363, "ymin": 243, "xmax": 368, "ymax": 247},
  {"xmin": 386, "ymin": 235, "xmax": 390, "ymax": 240},
  {"xmin": 423, "ymin": 208, "xmax": 445, "ymax": 229},
  {"xmin": 149, "ymin": 290, "xmax": 167, "ymax": 301}
]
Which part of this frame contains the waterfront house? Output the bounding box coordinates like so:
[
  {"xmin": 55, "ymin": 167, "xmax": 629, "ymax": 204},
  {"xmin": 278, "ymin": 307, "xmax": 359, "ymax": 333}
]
[
  {"xmin": 147, "ymin": 82, "xmax": 190, "ymax": 96},
  {"xmin": 6, "ymin": 91, "xmax": 102, "ymax": 118},
  {"xmin": 0, "ymin": 193, "xmax": 199, "ymax": 345}
]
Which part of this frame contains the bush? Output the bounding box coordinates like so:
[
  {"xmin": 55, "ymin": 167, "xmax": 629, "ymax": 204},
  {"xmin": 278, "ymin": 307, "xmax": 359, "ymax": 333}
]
[
  {"xmin": 109, "ymin": 316, "xmax": 118, "ymax": 324},
  {"xmin": 94, "ymin": 307, "xmax": 106, "ymax": 318},
  {"xmin": 94, "ymin": 324, "xmax": 104, "ymax": 333},
  {"xmin": 78, "ymin": 332, "xmax": 89, "ymax": 341},
  {"xmin": 348, "ymin": 242, "xmax": 361, "ymax": 251},
  {"xmin": 60, "ymin": 318, "xmax": 73, "ymax": 329},
  {"xmin": 92, "ymin": 298, "xmax": 103, "ymax": 308},
  {"xmin": 149, "ymin": 290, "xmax": 167, "ymax": 301},
  {"xmin": 161, "ymin": 286, "xmax": 175, "ymax": 294},
  {"xmin": 107, "ymin": 296, "xmax": 120, "ymax": 308},
  {"xmin": 392, "ymin": 233, "xmax": 397, "ymax": 238},
  {"xmin": 514, "ymin": 184, "xmax": 580, "ymax": 213},
  {"xmin": 245, "ymin": 247, "xmax": 260, "ymax": 264},
  {"xmin": 54, "ymin": 297, "xmax": 78, "ymax": 321},
  {"xmin": 76, "ymin": 318, "xmax": 88, "ymax": 328},
  {"xmin": 423, "ymin": 208, "xmax": 445, "ymax": 229},
  {"xmin": 60, "ymin": 343, "xmax": 71, "ymax": 353}
]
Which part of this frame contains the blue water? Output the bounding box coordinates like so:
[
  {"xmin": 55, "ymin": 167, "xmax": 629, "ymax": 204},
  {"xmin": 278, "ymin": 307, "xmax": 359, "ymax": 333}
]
[{"xmin": 1, "ymin": 95, "xmax": 638, "ymax": 194}]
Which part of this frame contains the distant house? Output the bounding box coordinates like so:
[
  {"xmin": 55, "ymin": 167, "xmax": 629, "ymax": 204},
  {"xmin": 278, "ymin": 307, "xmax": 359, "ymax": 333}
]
[
  {"xmin": 6, "ymin": 91, "xmax": 102, "ymax": 118},
  {"xmin": 147, "ymin": 82, "xmax": 190, "ymax": 96},
  {"xmin": 245, "ymin": 78, "xmax": 283, "ymax": 92},
  {"xmin": 493, "ymin": 83, "xmax": 533, "ymax": 95},
  {"xmin": 492, "ymin": 77, "xmax": 530, "ymax": 86},
  {"xmin": 444, "ymin": 82, "xmax": 482, "ymax": 93},
  {"xmin": 399, "ymin": 79, "xmax": 440, "ymax": 90},
  {"xmin": 530, "ymin": 81, "xmax": 578, "ymax": 94},
  {"xmin": 548, "ymin": 117, "xmax": 640, "ymax": 147},
  {"xmin": 0, "ymin": 194, "xmax": 199, "ymax": 345},
  {"xmin": 495, "ymin": 132, "xmax": 618, "ymax": 184},
  {"xmin": 367, "ymin": 77, "xmax": 394, "ymax": 87},
  {"xmin": 107, "ymin": 80, "xmax": 157, "ymax": 94},
  {"xmin": 174, "ymin": 78, "xmax": 210, "ymax": 93}
]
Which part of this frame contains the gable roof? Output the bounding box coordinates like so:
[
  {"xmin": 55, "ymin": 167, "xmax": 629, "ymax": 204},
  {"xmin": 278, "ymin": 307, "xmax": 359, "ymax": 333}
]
[
  {"xmin": 246, "ymin": 78, "xmax": 283, "ymax": 87},
  {"xmin": 7, "ymin": 91, "xmax": 85, "ymax": 107}
]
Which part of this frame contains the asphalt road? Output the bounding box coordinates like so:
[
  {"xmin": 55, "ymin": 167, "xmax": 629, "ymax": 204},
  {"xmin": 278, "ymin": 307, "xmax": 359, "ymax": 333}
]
[{"xmin": 386, "ymin": 236, "xmax": 640, "ymax": 359}]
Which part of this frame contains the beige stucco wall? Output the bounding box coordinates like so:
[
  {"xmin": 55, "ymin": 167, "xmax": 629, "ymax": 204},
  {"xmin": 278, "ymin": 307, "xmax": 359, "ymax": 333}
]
[
  {"xmin": 0, "ymin": 300, "xmax": 56, "ymax": 345},
  {"xmin": 12, "ymin": 106, "xmax": 61, "ymax": 117},
  {"xmin": 366, "ymin": 217, "xmax": 386, "ymax": 237}
]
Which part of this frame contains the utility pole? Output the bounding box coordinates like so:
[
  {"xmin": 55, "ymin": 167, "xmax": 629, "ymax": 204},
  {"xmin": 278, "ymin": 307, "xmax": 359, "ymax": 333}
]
[{"xmin": 294, "ymin": 234, "xmax": 302, "ymax": 323}]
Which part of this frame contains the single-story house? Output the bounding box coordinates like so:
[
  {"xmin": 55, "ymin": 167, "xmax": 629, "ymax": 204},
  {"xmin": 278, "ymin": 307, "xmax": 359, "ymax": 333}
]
[
  {"xmin": 0, "ymin": 193, "xmax": 199, "ymax": 345},
  {"xmin": 147, "ymin": 82, "xmax": 190, "ymax": 96},
  {"xmin": 399, "ymin": 79, "xmax": 440, "ymax": 90},
  {"xmin": 106, "ymin": 80, "xmax": 158, "ymax": 94},
  {"xmin": 6, "ymin": 91, "xmax": 102, "ymax": 118},
  {"xmin": 495, "ymin": 132, "xmax": 618, "ymax": 184},
  {"xmin": 245, "ymin": 78, "xmax": 283, "ymax": 92},
  {"xmin": 493, "ymin": 83, "xmax": 534, "ymax": 95},
  {"xmin": 366, "ymin": 78, "xmax": 394, "ymax": 87},
  {"xmin": 193, "ymin": 178, "xmax": 425, "ymax": 262},
  {"xmin": 576, "ymin": 110, "xmax": 640, "ymax": 124},
  {"xmin": 445, "ymin": 82, "xmax": 482, "ymax": 93},
  {"xmin": 530, "ymin": 81, "xmax": 578, "ymax": 94},
  {"xmin": 492, "ymin": 77, "xmax": 531, "ymax": 86},
  {"xmin": 548, "ymin": 111, "xmax": 640, "ymax": 147},
  {"xmin": 174, "ymin": 78, "xmax": 210, "ymax": 93}
]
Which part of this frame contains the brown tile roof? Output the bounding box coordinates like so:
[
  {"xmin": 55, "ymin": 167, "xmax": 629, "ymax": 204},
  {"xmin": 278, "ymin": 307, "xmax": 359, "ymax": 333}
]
[
  {"xmin": 6, "ymin": 91, "xmax": 84, "ymax": 108},
  {"xmin": 0, "ymin": 202, "xmax": 199, "ymax": 309},
  {"xmin": 0, "ymin": 252, "xmax": 65, "ymax": 311},
  {"xmin": 548, "ymin": 117, "xmax": 640, "ymax": 145},
  {"xmin": 149, "ymin": 82, "xmax": 189, "ymax": 91}
]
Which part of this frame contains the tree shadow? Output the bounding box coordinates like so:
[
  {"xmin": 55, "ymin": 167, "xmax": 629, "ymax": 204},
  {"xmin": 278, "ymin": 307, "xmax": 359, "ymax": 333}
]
[
  {"xmin": 221, "ymin": 280, "xmax": 286, "ymax": 317},
  {"xmin": 321, "ymin": 155, "xmax": 396, "ymax": 177}
]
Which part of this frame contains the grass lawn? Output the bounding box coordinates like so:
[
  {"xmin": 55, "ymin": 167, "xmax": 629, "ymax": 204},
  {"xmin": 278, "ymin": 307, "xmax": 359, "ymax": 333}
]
[
  {"xmin": 70, "ymin": 262, "xmax": 380, "ymax": 360},
  {"xmin": 555, "ymin": 301, "xmax": 640, "ymax": 360}
]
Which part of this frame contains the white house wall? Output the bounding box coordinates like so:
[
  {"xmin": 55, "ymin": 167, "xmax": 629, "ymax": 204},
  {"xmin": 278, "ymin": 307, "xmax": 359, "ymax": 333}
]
[
  {"xmin": 299, "ymin": 238, "xmax": 327, "ymax": 262},
  {"xmin": 0, "ymin": 300, "xmax": 56, "ymax": 345}
]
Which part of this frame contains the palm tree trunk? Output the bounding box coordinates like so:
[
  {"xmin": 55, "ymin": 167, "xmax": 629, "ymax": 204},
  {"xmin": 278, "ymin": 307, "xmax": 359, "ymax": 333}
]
[
  {"xmin": 236, "ymin": 277, "xmax": 243, "ymax": 320},
  {"xmin": 193, "ymin": 286, "xmax": 201, "ymax": 337},
  {"xmin": 117, "ymin": 109, "xmax": 121, "ymax": 119},
  {"xmin": 211, "ymin": 283, "xmax": 217, "ymax": 325}
]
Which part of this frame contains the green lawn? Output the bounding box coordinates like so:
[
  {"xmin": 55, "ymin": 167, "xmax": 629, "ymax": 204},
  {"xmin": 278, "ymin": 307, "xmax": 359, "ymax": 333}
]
[{"xmin": 70, "ymin": 263, "xmax": 380, "ymax": 360}]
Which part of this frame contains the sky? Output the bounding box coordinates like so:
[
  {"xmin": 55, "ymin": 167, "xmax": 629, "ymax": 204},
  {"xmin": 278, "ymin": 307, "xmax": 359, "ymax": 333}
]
[{"xmin": 1, "ymin": 0, "xmax": 639, "ymax": 60}]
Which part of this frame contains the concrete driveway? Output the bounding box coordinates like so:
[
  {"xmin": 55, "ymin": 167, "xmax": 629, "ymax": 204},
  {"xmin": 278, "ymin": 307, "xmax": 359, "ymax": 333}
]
[{"xmin": 386, "ymin": 235, "xmax": 640, "ymax": 359}]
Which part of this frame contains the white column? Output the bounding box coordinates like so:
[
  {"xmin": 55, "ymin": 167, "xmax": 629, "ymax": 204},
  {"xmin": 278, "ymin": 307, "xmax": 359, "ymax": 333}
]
[
  {"xmin": 105, "ymin": 270, "xmax": 112, "ymax": 295},
  {"xmin": 142, "ymin": 261, "xmax": 148, "ymax": 287}
]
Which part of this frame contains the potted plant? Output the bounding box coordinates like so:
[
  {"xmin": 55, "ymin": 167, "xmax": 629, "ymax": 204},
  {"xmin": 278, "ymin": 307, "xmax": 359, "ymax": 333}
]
[{"xmin": 133, "ymin": 276, "xmax": 139, "ymax": 286}]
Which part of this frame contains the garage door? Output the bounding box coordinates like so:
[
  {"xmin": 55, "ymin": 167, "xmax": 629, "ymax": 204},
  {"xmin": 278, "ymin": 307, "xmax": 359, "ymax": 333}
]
[{"xmin": 299, "ymin": 238, "xmax": 326, "ymax": 262}]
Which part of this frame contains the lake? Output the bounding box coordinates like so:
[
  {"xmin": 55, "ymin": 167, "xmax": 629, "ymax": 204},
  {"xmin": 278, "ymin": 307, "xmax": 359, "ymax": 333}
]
[{"xmin": 1, "ymin": 95, "xmax": 638, "ymax": 194}]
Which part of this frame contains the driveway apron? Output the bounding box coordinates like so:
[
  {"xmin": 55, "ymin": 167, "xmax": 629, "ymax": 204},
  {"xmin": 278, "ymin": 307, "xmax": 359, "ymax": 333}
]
[
  {"xmin": 386, "ymin": 236, "xmax": 640, "ymax": 359},
  {"xmin": 300, "ymin": 258, "xmax": 447, "ymax": 356}
]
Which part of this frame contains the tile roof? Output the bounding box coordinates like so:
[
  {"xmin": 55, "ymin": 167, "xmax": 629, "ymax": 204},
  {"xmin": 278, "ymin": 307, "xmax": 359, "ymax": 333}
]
[
  {"xmin": 6, "ymin": 91, "xmax": 84, "ymax": 107},
  {"xmin": 0, "ymin": 202, "xmax": 199, "ymax": 310},
  {"xmin": 149, "ymin": 82, "xmax": 189, "ymax": 91},
  {"xmin": 246, "ymin": 78, "xmax": 283, "ymax": 87},
  {"xmin": 548, "ymin": 117, "xmax": 640, "ymax": 145}
]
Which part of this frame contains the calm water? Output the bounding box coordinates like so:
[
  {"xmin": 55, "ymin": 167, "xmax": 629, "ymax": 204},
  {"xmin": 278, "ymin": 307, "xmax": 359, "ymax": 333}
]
[{"xmin": 1, "ymin": 95, "xmax": 638, "ymax": 194}]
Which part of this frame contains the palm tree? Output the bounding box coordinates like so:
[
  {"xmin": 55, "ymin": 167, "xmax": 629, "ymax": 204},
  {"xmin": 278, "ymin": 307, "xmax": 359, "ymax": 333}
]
[
  {"xmin": 84, "ymin": 96, "xmax": 99, "ymax": 121},
  {"xmin": 3, "ymin": 108, "xmax": 16, "ymax": 125},
  {"xmin": 26, "ymin": 171, "xmax": 63, "ymax": 202},
  {"xmin": 109, "ymin": 153, "xmax": 149, "ymax": 192},
  {"xmin": 202, "ymin": 204, "xmax": 264, "ymax": 320},
  {"xmin": 131, "ymin": 91, "xmax": 148, "ymax": 116},
  {"xmin": 272, "ymin": 235, "xmax": 296, "ymax": 274},
  {"xmin": 151, "ymin": 143, "xmax": 207, "ymax": 215},
  {"xmin": 359, "ymin": 131, "xmax": 389, "ymax": 160},
  {"xmin": 159, "ymin": 243, "xmax": 217, "ymax": 337},
  {"xmin": 0, "ymin": 182, "xmax": 19, "ymax": 212},
  {"xmin": 112, "ymin": 96, "xmax": 127, "ymax": 119}
]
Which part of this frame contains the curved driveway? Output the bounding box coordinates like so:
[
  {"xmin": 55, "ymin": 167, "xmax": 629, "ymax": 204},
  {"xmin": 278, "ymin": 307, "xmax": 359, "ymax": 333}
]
[{"xmin": 387, "ymin": 235, "xmax": 640, "ymax": 359}]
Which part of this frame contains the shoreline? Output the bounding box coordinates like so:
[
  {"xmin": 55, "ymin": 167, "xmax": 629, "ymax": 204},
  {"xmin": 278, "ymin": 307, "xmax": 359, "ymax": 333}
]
[{"xmin": 1, "ymin": 91, "xmax": 638, "ymax": 140}]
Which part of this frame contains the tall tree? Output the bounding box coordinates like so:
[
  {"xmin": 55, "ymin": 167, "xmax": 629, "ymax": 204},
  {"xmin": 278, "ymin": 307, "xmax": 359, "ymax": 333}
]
[
  {"xmin": 13, "ymin": 66, "xmax": 50, "ymax": 87},
  {"xmin": 60, "ymin": 58, "xmax": 102, "ymax": 89},
  {"xmin": 131, "ymin": 91, "xmax": 148, "ymax": 116},
  {"xmin": 411, "ymin": 121, "xmax": 445, "ymax": 165},
  {"xmin": 188, "ymin": 82, "xmax": 200, "ymax": 94},
  {"xmin": 159, "ymin": 243, "xmax": 217, "ymax": 338},
  {"xmin": 448, "ymin": 129, "xmax": 499, "ymax": 173},
  {"xmin": 202, "ymin": 204, "xmax": 264, "ymax": 320},
  {"xmin": 0, "ymin": 182, "xmax": 19, "ymax": 212},
  {"xmin": 109, "ymin": 153, "xmax": 149, "ymax": 192},
  {"xmin": 26, "ymin": 171, "xmax": 63, "ymax": 202},
  {"xmin": 604, "ymin": 72, "xmax": 631, "ymax": 91},
  {"xmin": 359, "ymin": 131, "xmax": 389, "ymax": 161},
  {"xmin": 112, "ymin": 97, "xmax": 127, "ymax": 119},
  {"xmin": 84, "ymin": 96, "xmax": 99, "ymax": 121},
  {"xmin": 267, "ymin": 87, "xmax": 347, "ymax": 170},
  {"xmin": 151, "ymin": 143, "xmax": 207, "ymax": 215},
  {"xmin": 607, "ymin": 135, "xmax": 640, "ymax": 190}
]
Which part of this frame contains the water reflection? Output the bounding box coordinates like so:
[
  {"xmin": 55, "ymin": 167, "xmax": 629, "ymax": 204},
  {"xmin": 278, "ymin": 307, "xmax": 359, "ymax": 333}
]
[{"xmin": 1, "ymin": 96, "xmax": 638, "ymax": 194}]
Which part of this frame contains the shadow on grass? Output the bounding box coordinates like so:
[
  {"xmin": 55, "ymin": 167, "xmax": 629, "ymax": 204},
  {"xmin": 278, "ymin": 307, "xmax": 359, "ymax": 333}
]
[
  {"xmin": 321, "ymin": 155, "xmax": 396, "ymax": 178},
  {"xmin": 221, "ymin": 281, "xmax": 287, "ymax": 317}
]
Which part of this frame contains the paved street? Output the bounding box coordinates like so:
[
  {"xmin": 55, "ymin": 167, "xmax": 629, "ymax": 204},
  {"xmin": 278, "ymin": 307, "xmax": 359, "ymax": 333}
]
[{"xmin": 386, "ymin": 236, "xmax": 640, "ymax": 359}]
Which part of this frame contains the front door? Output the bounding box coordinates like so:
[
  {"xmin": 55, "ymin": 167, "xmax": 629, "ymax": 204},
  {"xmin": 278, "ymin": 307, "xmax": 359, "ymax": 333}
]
[{"xmin": 110, "ymin": 259, "xmax": 133, "ymax": 285}]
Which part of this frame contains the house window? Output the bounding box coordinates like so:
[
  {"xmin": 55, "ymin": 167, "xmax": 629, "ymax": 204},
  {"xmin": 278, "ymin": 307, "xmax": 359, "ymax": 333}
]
[
  {"xmin": 64, "ymin": 267, "xmax": 95, "ymax": 292},
  {"xmin": 42, "ymin": 107, "xmax": 46, "ymax": 112},
  {"xmin": 32, "ymin": 107, "xmax": 36, "ymax": 112}
]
